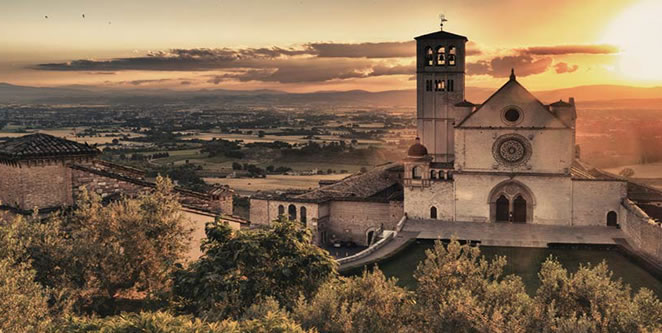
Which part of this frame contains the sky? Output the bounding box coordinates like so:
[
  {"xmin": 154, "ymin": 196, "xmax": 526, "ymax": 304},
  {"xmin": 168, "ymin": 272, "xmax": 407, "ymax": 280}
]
[{"xmin": 1, "ymin": 0, "xmax": 661, "ymax": 92}]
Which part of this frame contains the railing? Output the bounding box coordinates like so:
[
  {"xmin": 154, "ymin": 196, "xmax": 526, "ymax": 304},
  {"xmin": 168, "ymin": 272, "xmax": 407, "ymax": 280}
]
[
  {"xmin": 337, "ymin": 230, "xmax": 395, "ymax": 266},
  {"xmin": 336, "ymin": 215, "xmax": 408, "ymax": 267}
]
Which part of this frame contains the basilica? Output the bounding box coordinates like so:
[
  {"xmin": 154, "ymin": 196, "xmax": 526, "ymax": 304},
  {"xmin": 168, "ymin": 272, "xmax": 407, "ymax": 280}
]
[
  {"xmin": 250, "ymin": 26, "xmax": 661, "ymax": 261},
  {"xmin": 403, "ymin": 28, "xmax": 625, "ymax": 226}
]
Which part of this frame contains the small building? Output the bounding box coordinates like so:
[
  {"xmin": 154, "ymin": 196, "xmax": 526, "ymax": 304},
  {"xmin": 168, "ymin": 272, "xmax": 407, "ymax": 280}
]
[
  {"xmin": 0, "ymin": 133, "xmax": 243, "ymax": 259},
  {"xmin": 250, "ymin": 163, "xmax": 404, "ymax": 246}
]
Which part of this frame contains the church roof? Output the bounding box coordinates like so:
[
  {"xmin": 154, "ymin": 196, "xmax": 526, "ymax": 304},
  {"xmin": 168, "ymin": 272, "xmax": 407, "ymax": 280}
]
[
  {"xmin": 455, "ymin": 73, "xmax": 570, "ymax": 129},
  {"xmin": 0, "ymin": 133, "xmax": 99, "ymax": 161},
  {"xmin": 550, "ymin": 100, "xmax": 572, "ymax": 107},
  {"xmin": 415, "ymin": 30, "xmax": 468, "ymax": 41},
  {"xmin": 455, "ymin": 100, "xmax": 476, "ymax": 107},
  {"xmin": 407, "ymin": 137, "xmax": 428, "ymax": 157}
]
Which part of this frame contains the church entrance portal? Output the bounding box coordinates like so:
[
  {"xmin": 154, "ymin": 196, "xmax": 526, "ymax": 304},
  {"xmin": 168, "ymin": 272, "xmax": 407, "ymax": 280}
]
[{"xmin": 489, "ymin": 181, "xmax": 534, "ymax": 223}]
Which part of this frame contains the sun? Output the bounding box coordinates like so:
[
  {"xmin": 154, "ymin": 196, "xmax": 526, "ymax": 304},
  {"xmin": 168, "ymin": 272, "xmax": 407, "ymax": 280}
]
[{"xmin": 602, "ymin": 0, "xmax": 662, "ymax": 81}]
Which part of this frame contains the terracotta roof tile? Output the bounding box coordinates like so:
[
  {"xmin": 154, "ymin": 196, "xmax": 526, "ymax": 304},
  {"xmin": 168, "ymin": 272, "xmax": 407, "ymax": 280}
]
[{"xmin": 0, "ymin": 133, "xmax": 99, "ymax": 161}]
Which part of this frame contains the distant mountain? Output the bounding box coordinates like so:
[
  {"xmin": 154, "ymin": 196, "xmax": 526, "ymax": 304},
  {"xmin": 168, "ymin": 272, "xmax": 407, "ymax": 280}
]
[{"xmin": 1, "ymin": 82, "xmax": 661, "ymax": 107}]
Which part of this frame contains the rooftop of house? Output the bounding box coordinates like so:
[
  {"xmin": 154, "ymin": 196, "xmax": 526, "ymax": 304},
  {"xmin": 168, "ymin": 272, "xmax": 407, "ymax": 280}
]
[
  {"xmin": 0, "ymin": 133, "xmax": 99, "ymax": 161},
  {"xmin": 253, "ymin": 162, "xmax": 404, "ymax": 203}
]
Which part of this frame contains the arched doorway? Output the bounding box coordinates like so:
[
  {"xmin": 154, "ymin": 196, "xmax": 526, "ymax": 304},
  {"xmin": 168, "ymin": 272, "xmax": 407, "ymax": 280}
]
[
  {"xmin": 513, "ymin": 195, "xmax": 527, "ymax": 223},
  {"xmin": 489, "ymin": 181, "xmax": 535, "ymax": 223},
  {"xmin": 496, "ymin": 195, "xmax": 509, "ymax": 222},
  {"xmin": 288, "ymin": 204, "xmax": 297, "ymax": 221},
  {"xmin": 430, "ymin": 206, "xmax": 438, "ymax": 219},
  {"xmin": 607, "ymin": 211, "xmax": 618, "ymax": 227}
]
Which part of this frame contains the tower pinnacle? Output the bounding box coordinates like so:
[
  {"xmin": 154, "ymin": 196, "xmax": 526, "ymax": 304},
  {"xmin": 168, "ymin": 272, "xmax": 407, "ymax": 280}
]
[
  {"xmin": 439, "ymin": 14, "xmax": 448, "ymax": 31},
  {"xmin": 510, "ymin": 68, "xmax": 516, "ymax": 81}
]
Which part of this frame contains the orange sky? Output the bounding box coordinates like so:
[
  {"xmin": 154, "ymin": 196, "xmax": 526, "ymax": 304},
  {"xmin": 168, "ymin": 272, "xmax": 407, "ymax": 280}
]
[{"xmin": 1, "ymin": 0, "xmax": 660, "ymax": 92}]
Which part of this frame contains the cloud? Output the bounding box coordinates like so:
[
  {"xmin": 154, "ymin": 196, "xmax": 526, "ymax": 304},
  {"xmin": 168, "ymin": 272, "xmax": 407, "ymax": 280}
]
[
  {"xmin": 35, "ymin": 41, "xmax": 605, "ymax": 84},
  {"xmin": 518, "ymin": 44, "xmax": 619, "ymax": 55},
  {"xmin": 468, "ymin": 55, "xmax": 553, "ymax": 78},
  {"xmin": 554, "ymin": 62, "xmax": 579, "ymax": 74},
  {"xmin": 306, "ymin": 41, "xmax": 414, "ymax": 58},
  {"xmin": 206, "ymin": 61, "xmax": 413, "ymax": 84}
]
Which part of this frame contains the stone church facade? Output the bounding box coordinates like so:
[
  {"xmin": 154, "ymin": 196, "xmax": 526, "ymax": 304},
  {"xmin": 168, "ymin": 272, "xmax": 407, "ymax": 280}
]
[{"xmin": 404, "ymin": 28, "xmax": 627, "ymax": 226}]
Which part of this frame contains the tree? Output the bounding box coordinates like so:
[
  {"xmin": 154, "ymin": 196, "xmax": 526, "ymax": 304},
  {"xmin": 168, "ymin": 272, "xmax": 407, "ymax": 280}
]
[
  {"xmin": 68, "ymin": 176, "xmax": 193, "ymax": 304},
  {"xmin": 413, "ymin": 239, "xmax": 533, "ymax": 332},
  {"xmin": 529, "ymin": 257, "xmax": 662, "ymax": 332},
  {"xmin": 0, "ymin": 258, "xmax": 52, "ymax": 332},
  {"xmin": 173, "ymin": 219, "xmax": 337, "ymax": 319},
  {"xmin": 1, "ymin": 176, "xmax": 193, "ymax": 315},
  {"xmin": 232, "ymin": 162, "xmax": 242, "ymax": 170},
  {"xmin": 294, "ymin": 268, "xmax": 416, "ymax": 333},
  {"xmin": 54, "ymin": 301, "xmax": 311, "ymax": 332}
]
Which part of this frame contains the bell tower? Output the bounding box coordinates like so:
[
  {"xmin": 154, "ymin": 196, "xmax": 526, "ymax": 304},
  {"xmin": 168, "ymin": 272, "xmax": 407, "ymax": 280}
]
[{"xmin": 415, "ymin": 18, "xmax": 468, "ymax": 163}]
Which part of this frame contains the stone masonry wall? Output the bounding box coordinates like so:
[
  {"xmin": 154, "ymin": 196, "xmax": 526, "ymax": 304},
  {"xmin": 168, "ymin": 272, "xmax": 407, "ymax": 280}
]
[
  {"xmin": 0, "ymin": 162, "xmax": 73, "ymax": 210},
  {"xmin": 327, "ymin": 201, "xmax": 403, "ymax": 246},
  {"xmin": 405, "ymin": 180, "xmax": 454, "ymax": 220},
  {"xmin": 571, "ymin": 179, "xmax": 627, "ymax": 226},
  {"xmin": 621, "ymin": 200, "xmax": 662, "ymax": 261}
]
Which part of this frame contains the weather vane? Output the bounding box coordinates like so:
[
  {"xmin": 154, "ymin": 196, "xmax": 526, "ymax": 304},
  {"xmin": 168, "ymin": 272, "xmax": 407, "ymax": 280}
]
[{"xmin": 439, "ymin": 14, "xmax": 448, "ymax": 31}]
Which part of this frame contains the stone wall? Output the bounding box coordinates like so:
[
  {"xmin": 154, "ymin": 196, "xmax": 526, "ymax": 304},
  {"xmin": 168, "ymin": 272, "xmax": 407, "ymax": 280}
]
[
  {"xmin": 182, "ymin": 209, "xmax": 243, "ymax": 261},
  {"xmin": 70, "ymin": 162, "xmax": 233, "ymax": 216},
  {"xmin": 454, "ymin": 173, "xmax": 573, "ymax": 224},
  {"xmin": 327, "ymin": 200, "xmax": 403, "ymax": 246},
  {"xmin": 405, "ymin": 180, "xmax": 454, "ymax": 220},
  {"xmin": 248, "ymin": 198, "xmax": 323, "ymax": 243},
  {"xmin": 571, "ymin": 179, "xmax": 627, "ymax": 226},
  {"xmin": 0, "ymin": 162, "xmax": 73, "ymax": 210},
  {"xmin": 621, "ymin": 200, "xmax": 662, "ymax": 261},
  {"xmin": 455, "ymin": 128, "xmax": 574, "ymax": 174},
  {"xmin": 71, "ymin": 165, "xmax": 146, "ymax": 199}
]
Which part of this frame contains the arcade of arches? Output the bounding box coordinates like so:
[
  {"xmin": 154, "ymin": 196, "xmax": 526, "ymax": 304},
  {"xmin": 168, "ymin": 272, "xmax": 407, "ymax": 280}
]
[{"xmin": 278, "ymin": 204, "xmax": 307, "ymax": 226}]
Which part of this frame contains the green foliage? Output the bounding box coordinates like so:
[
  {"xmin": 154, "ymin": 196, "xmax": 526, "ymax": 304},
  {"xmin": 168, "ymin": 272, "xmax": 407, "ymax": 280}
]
[
  {"xmin": 54, "ymin": 301, "xmax": 311, "ymax": 333},
  {"xmin": 0, "ymin": 176, "xmax": 193, "ymax": 315},
  {"xmin": 174, "ymin": 219, "xmax": 337, "ymax": 319},
  {"xmin": 68, "ymin": 176, "xmax": 193, "ymax": 303},
  {"xmin": 413, "ymin": 239, "xmax": 533, "ymax": 332},
  {"xmin": 294, "ymin": 268, "xmax": 416, "ymax": 333},
  {"xmin": 529, "ymin": 257, "xmax": 662, "ymax": 332},
  {"xmin": 146, "ymin": 164, "xmax": 208, "ymax": 192},
  {"xmin": 0, "ymin": 258, "xmax": 52, "ymax": 332}
]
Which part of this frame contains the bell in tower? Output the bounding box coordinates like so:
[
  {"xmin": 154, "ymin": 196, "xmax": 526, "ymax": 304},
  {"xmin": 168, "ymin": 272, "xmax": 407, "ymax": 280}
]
[{"xmin": 415, "ymin": 18, "xmax": 468, "ymax": 163}]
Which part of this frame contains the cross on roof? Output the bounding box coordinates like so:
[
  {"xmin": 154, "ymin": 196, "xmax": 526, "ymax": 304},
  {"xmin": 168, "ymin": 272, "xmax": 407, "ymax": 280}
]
[{"xmin": 439, "ymin": 14, "xmax": 448, "ymax": 31}]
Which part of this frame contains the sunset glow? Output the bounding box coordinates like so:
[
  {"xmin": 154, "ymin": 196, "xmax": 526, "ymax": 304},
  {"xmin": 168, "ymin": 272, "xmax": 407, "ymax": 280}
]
[
  {"xmin": 0, "ymin": 0, "xmax": 659, "ymax": 91},
  {"xmin": 602, "ymin": 0, "xmax": 662, "ymax": 81}
]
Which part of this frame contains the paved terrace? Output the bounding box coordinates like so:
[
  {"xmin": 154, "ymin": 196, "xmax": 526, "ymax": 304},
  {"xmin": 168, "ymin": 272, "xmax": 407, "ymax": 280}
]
[
  {"xmin": 405, "ymin": 219, "xmax": 626, "ymax": 247},
  {"xmin": 339, "ymin": 219, "xmax": 627, "ymax": 272}
]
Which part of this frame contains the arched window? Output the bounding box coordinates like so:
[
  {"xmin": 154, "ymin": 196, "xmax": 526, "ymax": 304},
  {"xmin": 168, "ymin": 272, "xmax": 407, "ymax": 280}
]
[
  {"xmin": 607, "ymin": 211, "xmax": 618, "ymax": 227},
  {"xmin": 278, "ymin": 205, "xmax": 285, "ymax": 216},
  {"xmin": 300, "ymin": 206, "xmax": 307, "ymax": 225},
  {"xmin": 412, "ymin": 166, "xmax": 422, "ymax": 179},
  {"xmin": 430, "ymin": 170, "xmax": 436, "ymax": 179},
  {"xmin": 448, "ymin": 46, "xmax": 456, "ymax": 66},
  {"xmin": 288, "ymin": 204, "xmax": 297, "ymax": 221},
  {"xmin": 439, "ymin": 170, "xmax": 445, "ymax": 180},
  {"xmin": 436, "ymin": 46, "xmax": 445, "ymax": 65},
  {"xmin": 430, "ymin": 206, "xmax": 438, "ymax": 219},
  {"xmin": 425, "ymin": 47, "xmax": 434, "ymax": 66}
]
